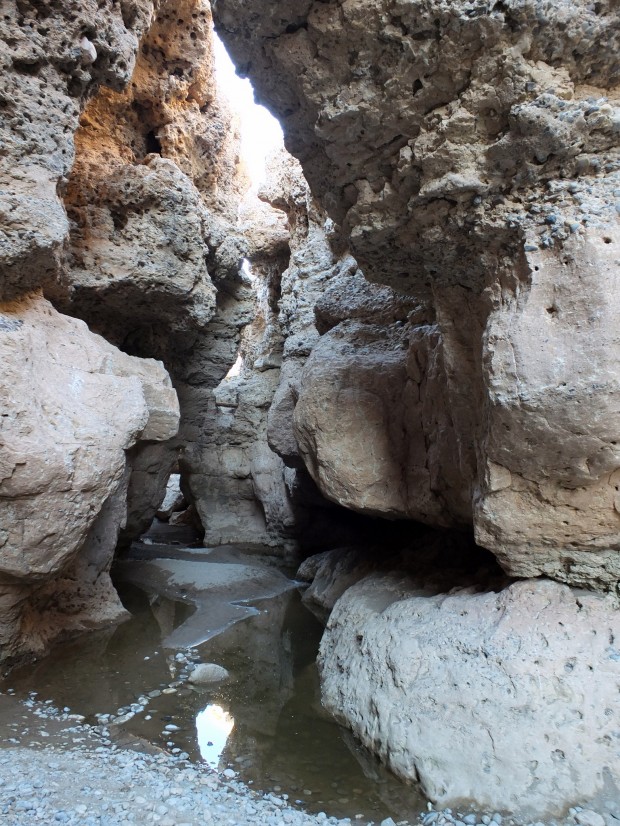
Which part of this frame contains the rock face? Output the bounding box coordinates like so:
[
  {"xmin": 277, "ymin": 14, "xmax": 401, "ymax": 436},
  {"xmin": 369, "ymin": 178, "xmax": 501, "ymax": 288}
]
[
  {"xmin": 0, "ymin": 0, "xmax": 154, "ymax": 301},
  {"xmin": 0, "ymin": 294, "xmax": 179, "ymax": 661},
  {"xmin": 194, "ymin": 151, "xmax": 407, "ymax": 552},
  {"xmin": 47, "ymin": 0, "xmax": 250, "ymax": 550},
  {"xmin": 319, "ymin": 575, "xmax": 620, "ymax": 815},
  {"xmin": 214, "ymin": 0, "xmax": 620, "ymax": 586}
]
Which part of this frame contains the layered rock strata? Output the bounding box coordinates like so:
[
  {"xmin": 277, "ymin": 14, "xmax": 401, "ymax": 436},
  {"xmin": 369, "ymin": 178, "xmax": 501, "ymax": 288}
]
[{"xmin": 214, "ymin": 0, "xmax": 620, "ymax": 587}]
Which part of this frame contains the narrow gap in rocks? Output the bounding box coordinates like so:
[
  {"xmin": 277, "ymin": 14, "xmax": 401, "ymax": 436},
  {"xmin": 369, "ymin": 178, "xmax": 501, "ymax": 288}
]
[{"xmin": 1, "ymin": 1, "xmax": 619, "ymax": 825}]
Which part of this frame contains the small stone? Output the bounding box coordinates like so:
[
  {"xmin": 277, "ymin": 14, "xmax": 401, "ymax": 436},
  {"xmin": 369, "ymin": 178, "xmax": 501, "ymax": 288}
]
[
  {"xmin": 79, "ymin": 36, "xmax": 97, "ymax": 65},
  {"xmin": 188, "ymin": 663, "xmax": 230, "ymax": 685},
  {"xmin": 575, "ymin": 812, "xmax": 605, "ymax": 826}
]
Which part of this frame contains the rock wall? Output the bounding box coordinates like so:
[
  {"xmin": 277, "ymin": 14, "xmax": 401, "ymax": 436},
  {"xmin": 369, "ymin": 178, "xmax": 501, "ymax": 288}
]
[
  {"xmin": 0, "ymin": 0, "xmax": 155, "ymax": 301},
  {"xmin": 206, "ymin": 151, "xmax": 424, "ymax": 552},
  {"xmin": 0, "ymin": 0, "xmax": 254, "ymax": 661},
  {"xmin": 210, "ymin": 1, "xmax": 620, "ymax": 815},
  {"xmin": 0, "ymin": 294, "xmax": 178, "ymax": 661},
  {"xmin": 47, "ymin": 0, "xmax": 253, "ymax": 548},
  {"xmin": 0, "ymin": 0, "xmax": 184, "ymax": 661},
  {"xmin": 214, "ymin": 0, "xmax": 620, "ymax": 587}
]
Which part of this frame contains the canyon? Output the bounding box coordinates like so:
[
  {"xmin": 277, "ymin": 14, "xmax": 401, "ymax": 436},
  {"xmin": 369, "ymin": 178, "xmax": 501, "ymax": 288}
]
[{"xmin": 1, "ymin": 0, "xmax": 620, "ymax": 819}]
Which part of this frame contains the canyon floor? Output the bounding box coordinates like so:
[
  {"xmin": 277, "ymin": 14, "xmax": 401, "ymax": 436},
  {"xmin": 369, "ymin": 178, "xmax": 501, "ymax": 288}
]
[
  {"xmin": 0, "ymin": 536, "xmax": 615, "ymax": 826},
  {"xmin": 0, "ymin": 672, "xmax": 613, "ymax": 826}
]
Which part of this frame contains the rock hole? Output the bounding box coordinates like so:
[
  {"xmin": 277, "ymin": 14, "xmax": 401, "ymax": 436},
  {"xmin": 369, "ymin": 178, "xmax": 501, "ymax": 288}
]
[
  {"xmin": 285, "ymin": 20, "xmax": 308, "ymax": 34},
  {"xmin": 145, "ymin": 130, "xmax": 162, "ymax": 155},
  {"xmin": 111, "ymin": 210, "xmax": 128, "ymax": 231}
]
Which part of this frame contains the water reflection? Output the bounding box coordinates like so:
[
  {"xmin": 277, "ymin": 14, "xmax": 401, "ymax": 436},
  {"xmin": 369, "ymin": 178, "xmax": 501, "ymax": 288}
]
[
  {"xmin": 196, "ymin": 704, "xmax": 234, "ymax": 766},
  {"xmin": 3, "ymin": 581, "xmax": 426, "ymax": 823}
]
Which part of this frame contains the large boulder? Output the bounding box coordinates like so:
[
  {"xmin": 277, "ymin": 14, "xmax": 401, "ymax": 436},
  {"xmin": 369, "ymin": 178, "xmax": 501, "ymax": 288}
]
[
  {"xmin": 319, "ymin": 576, "xmax": 620, "ymax": 816},
  {"xmin": 293, "ymin": 318, "xmax": 470, "ymax": 526},
  {"xmin": 0, "ymin": 294, "xmax": 179, "ymax": 661}
]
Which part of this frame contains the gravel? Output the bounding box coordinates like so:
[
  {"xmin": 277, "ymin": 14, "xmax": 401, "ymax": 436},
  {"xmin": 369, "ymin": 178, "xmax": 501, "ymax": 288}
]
[
  {"xmin": 0, "ymin": 744, "xmax": 360, "ymax": 826},
  {"xmin": 0, "ymin": 693, "xmax": 616, "ymax": 826}
]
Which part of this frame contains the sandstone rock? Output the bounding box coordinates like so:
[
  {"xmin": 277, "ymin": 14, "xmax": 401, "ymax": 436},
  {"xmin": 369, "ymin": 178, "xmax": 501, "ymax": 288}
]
[
  {"xmin": 0, "ymin": 294, "xmax": 179, "ymax": 660},
  {"xmin": 62, "ymin": 156, "xmax": 218, "ymax": 333},
  {"xmin": 319, "ymin": 577, "xmax": 620, "ymax": 816},
  {"xmin": 214, "ymin": 0, "xmax": 620, "ymax": 586},
  {"xmin": 44, "ymin": 0, "xmax": 253, "ymax": 551},
  {"xmin": 298, "ymin": 548, "xmax": 382, "ymax": 623},
  {"xmin": 189, "ymin": 369, "xmax": 296, "ymax": 550},
  {"xmin": 294, "ymin": 319, "xmax": 470, "ymax": 526},
  {"xmin": 298, "ymin": 535, "xmax": 506, "ymax": 623},
  {"xmin": 475, "ymin": 228, "xmax": 620, "ymax": 588},
  {"xmin": 214, "ymin": 0, "xmax": 620, "ymax": 291},
  {"xmin": 189, "ymin": 663, "xmax": 230, "ymax": 684},
  {"xmin": 0, "ymin": 0, "xmax": 155, "ymax": 301}
]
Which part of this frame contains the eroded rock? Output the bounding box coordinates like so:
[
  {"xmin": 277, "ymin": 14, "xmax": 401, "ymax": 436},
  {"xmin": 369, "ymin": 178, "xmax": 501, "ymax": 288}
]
[
  {"xmin": 0, "ymin": 294, "xmax": 179, "ymax": 661},
  {"xmin": 214, "ymin": 0, "xmax": 620, "ymax": 586},
  {"xmin": 0, "ymin": 0, "xmax": 155, "ymax": 301},
  {"xmin": 319, "ymin": 576, "xmax": 620, "ymax": 815}
]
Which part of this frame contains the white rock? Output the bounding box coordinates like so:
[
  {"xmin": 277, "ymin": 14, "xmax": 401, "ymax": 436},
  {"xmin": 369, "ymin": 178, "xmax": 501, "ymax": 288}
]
[
  {"xmin": 319, "ymin": 577, "xmax": 620, "ymax": 816},
  {"xmin": 79, "ymin": 37, "xmax": 97, "ymax": 65},
  {"xmin": 575, "ymin": 812, "xmax": 606, "ymax": 826},
  {"xmin": 188, "ymin": 663, "xmax": 230, "ymax": 684}
]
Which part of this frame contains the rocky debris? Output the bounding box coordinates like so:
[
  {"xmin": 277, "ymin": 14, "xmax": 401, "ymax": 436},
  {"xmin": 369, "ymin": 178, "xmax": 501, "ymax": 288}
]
[
  {"xmin": 0, "ymin": 294, "xmax": 179, "ymax": 662},
  {"xmin": 0, "ymin": 743, "xmax": 360, "ymax": 826},
  {"xmin": 319, "ymin": 576, "xmax": 620, "ymax": 816},
  {"xmin": 213, "ymin": 0, "xmax": 620, "ymax": 587}
]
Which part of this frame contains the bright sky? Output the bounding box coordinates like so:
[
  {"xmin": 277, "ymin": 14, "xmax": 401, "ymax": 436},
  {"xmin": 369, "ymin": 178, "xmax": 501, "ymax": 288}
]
[{"xmin": 213, "ymin": 34, "xmax": 284, "ymax": 189}]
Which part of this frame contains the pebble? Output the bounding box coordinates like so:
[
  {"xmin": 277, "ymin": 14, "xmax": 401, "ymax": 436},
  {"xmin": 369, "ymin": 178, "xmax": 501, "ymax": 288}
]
[
  {"xmin": 575, "ymin": 812, "xmax": 605, "ymax": 826},
  {"xmin": 0, "ymin": 695, "xmax": 613, "ymax": 826}
]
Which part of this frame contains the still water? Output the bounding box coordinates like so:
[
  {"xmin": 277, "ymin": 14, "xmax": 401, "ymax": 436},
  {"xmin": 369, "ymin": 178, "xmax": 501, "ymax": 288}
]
[{"xmin": 4, "ymin": 575, "xmax": 426, "ymax": 824}]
